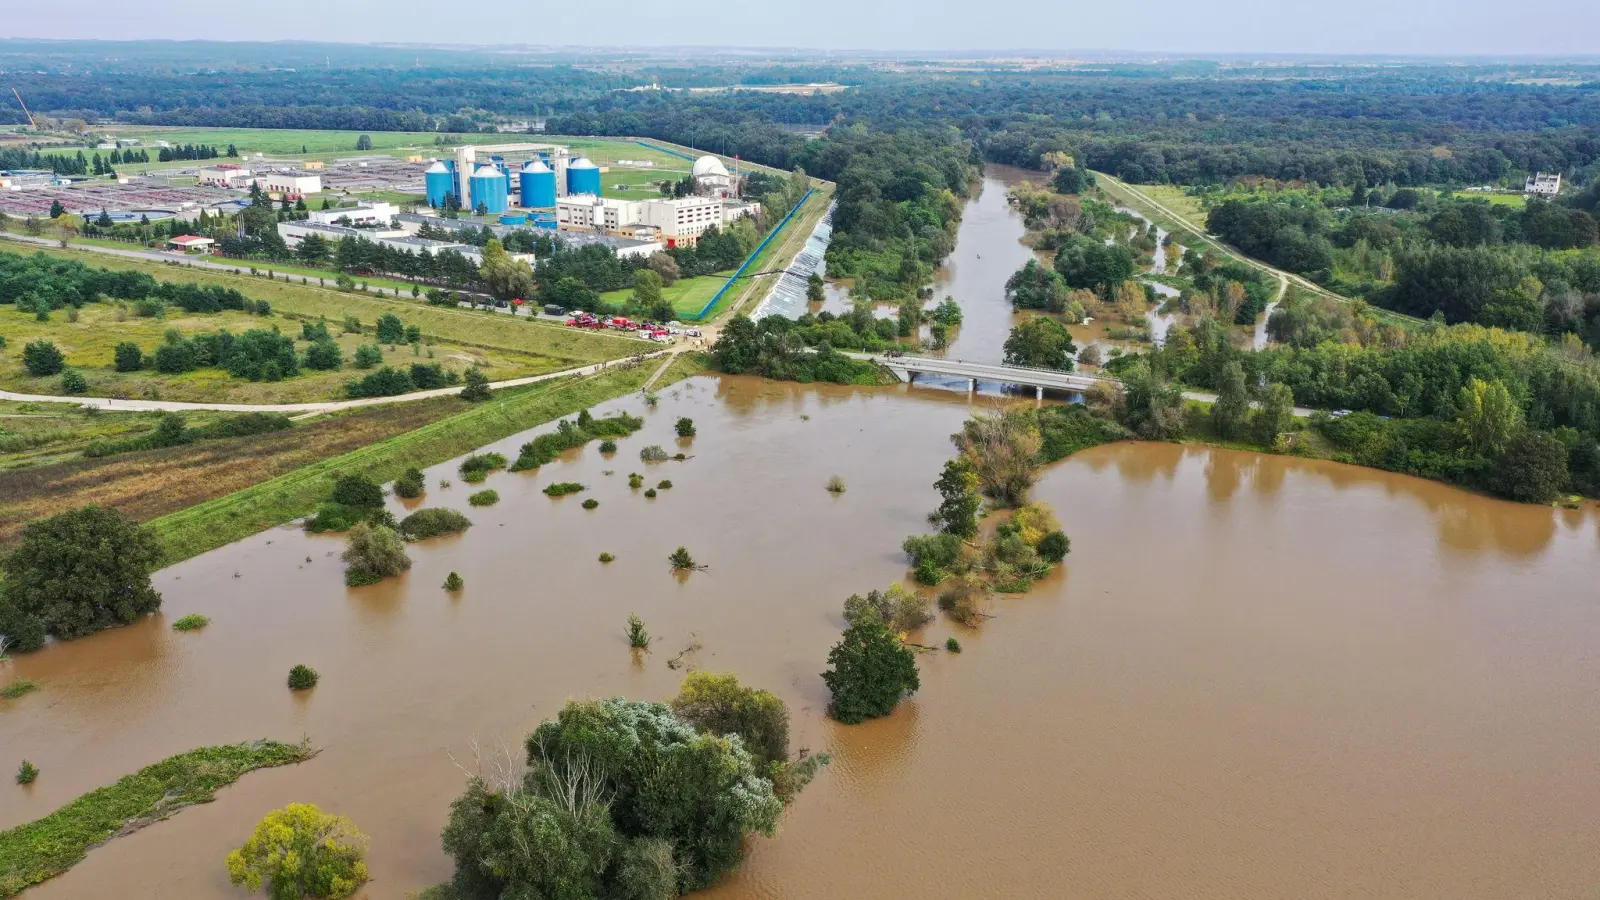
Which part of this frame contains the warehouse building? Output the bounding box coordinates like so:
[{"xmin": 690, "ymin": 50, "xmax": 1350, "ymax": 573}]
[
  {"xmin": 196, "ymin": 165, "xmax": 254, "ymax": 187},
  {"xmin": 254, "ymin": 170, "xmax": 323, "ymax": 197},
  {"xmin": 306, "ymin": 202, "xmax": 397, "ymax": 227}
]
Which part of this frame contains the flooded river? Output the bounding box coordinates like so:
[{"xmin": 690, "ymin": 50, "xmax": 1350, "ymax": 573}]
[{"xmin": 5, "ymin": 377, "xmax": 1600, "ymax": 899}]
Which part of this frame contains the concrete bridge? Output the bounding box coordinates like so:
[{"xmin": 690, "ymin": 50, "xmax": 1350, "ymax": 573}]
[{"xmin": 850, "ymin": 354, "xmax": 1116, "ymax": 398}]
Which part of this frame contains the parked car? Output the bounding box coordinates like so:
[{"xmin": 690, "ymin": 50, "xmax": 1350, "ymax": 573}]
[{"xmin": 544, "ymin": 304, "xmax": 564, "ymax": 316}]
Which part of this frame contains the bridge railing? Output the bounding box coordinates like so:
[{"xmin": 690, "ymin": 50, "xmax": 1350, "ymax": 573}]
[{"xmin": 875, "ymin": 355, "xmax": 1120, "ymax": 384}]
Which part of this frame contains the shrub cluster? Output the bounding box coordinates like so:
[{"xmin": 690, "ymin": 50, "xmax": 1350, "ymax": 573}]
[
  {"xmin": 172, "ymin": 614, "xmax": 210, "ymax": 631},
  {"xmin": 467, "ymin": 489, "xmax": 499, "ymax": 507},
  {"xmin": 509, "ymin": 411, "xmax": 644, "ymax": 471},
  {"xmin": 541, "ymin": 482, "xmax": 585, "ymax": 496},
  {"xmin": 393, "ymin": 467, "xmax": 425, "ymax": 499},
  {"xmin": 458, "ymin": 452, "xmax": 508, "ymax": 483},
  {"xmin": 345, "ymin": 362, "xmax": 458, "ymax": 398},
  {"xmin": 85, "ymin": 411, "xmax": 292, "ymax": 458},
  {"xmin": 286, "ymin": 665, "xmax": 319, "ymax": 691},
  {"xmin": 397, "ymin": 508, "xmax": 472, "ymax": 540}
]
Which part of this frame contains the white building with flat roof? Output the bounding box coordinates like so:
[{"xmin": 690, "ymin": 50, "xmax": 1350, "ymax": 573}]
[
  {"xmin": 643, "ymin": 195, "xmax": 727, "ymax": 248},
  {"xmin": 556, "ymin": 194, "xmax": 642, "ymax": 232},
  {"xmin": 255, "ymin": 171, "xmax": 323, "ymax": 197},
  {"xmin": 196, "ymin": 165, "xmax": 253, "ymax": 187},
  {"xmin": 306, "ymin": 202, "xmax": 397, "ymax": 227}
]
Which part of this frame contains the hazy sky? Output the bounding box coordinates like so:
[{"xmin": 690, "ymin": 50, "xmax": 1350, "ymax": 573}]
[{"xmin": 5, "ymin": 0, "xmax": 1599, "ymax": 57}]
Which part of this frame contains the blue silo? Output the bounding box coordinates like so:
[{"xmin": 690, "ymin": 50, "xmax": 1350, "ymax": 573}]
[
  {"xmin": 469, "ymin": 165, "xmax": 508, "ymax": 214},
  {"xmin": 520, "ymin": 160, "xmax": 557, "ymax": 208},
  {"xmin": 424, "ymin": 161, "xmax": 454, "ymax": 208},
  {"xmin": 567, "ymin": 156, "xmax": 600, "ymax": 196}
]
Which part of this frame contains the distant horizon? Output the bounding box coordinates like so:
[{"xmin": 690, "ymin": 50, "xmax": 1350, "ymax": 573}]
[
  {"xmin": 4, "ymin": 37, "xmax": 1600, "ymax": 65},
  {"xmin": 4, "ymin": 0, "xmax": 1599, "ymax": 58}
]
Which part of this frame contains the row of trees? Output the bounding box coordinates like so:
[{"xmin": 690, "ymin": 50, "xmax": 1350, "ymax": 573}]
[
  {"xmin": 1121, "ymin": 306, "xmax": 1600, "ymax": 502},
  {"xmin": 0, "ymin": 250, "xmax": 262, "ymax": 313}
]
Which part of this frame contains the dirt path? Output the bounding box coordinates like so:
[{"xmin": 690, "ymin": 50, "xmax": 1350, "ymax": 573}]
[{"xmin": 1095, "ymin": 174, "xmax": 1420, "ymax": 325}]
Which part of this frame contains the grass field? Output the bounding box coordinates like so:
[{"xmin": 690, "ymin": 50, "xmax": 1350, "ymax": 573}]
[
  {"xmin": 14, "ymin": 244, "xmax": 645, "ymax": 361},
  {"xmin": 0, "ymin": 302, "xmax": 560, "ymax": 403},
  {"xmin": 598, "ymin": 271, "xmax": 733, "ymax": 317},
  {"xmin": 1452, "ymin": 191, "xmax": 1527, "ymax": 208},
  {"xmin": 147, "ymin": 353, "xmax": 703, "ymax": 565},
  {"xmin": 1134, "ymin": 184, "xmax": 1209, "ymax": 226}
]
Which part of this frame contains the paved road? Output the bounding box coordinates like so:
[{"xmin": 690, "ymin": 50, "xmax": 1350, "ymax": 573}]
[{"xmin": 0, "ymin": 352, "xmax": 669, "ymax": 416}]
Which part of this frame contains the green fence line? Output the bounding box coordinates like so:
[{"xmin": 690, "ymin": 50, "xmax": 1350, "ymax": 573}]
[{"xmin": 693, "ymin": 188, "xmax": 816, "ymax": 321}]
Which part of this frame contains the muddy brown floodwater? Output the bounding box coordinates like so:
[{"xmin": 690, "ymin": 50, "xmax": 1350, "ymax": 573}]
[{"xmin": 5, "ymin": 377, "xmax": 1600, "ymax": 899}]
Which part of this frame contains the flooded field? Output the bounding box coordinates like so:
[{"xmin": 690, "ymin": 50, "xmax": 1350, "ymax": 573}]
[{"xmin": 5, "ymin": 376, "xmax": 1599, "ymax": 899}]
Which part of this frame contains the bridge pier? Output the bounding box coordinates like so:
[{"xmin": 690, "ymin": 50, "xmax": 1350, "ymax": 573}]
[
  {"xmin": 1036, "ymin": 385, "xmax": 1044, "ymax": 401},
  {"xmin": 968, "ymin": 378, "xmax": 976, "ymax": 393}
]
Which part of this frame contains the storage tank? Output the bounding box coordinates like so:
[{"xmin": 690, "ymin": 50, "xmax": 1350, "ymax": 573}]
[
  {"xmin": 468, "ymin": 165, "xmax": 508, "ymax": 214},
  {"xmin": 424, "ymin": 161, "xmax": 454, "ymax": 208},
  {"xmin": 567, "ymin": 156, "xmax": 600, "ymax": 196},
  {"xmin": 499, "ymin": 213, "xmax": 528, "ymax": 226},
  {"xmin": 519, "ymin": 160, "xmax": 557, "ymax": 208}
]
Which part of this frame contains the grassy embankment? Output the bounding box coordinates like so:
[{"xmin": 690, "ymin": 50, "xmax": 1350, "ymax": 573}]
[
  {"xmin": 0, "ymin": 245, "xmax": 645, "ymax": 402},
  {"xmin": 146, "ymin": 353, "xmax": 704, "ymax": 565},
  {"xmin": 0, "ymin": 741, "xmax": 314, "ymax": 898}
]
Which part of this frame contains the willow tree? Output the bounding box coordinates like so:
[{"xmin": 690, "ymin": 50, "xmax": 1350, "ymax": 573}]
[{"xmin": 478, "ymin": 239, "xmax": 534, "ymax": 302}]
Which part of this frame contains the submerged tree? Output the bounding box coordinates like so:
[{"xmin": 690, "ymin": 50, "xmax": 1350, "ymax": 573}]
[
  {"xmin": 931, "ymin": 458, "xmax": 981, "ymax": 538},
  {"xmin": 227, "ymin": 803, "xmax": 369, "ymax": 900},
  {"xmin": 341, "ymin": 522, "xmax": 411, "ymax": 586},
  {"xmin": 842, "ymin": 584, "xmax": 933, "ymax": 635},
  {"xmin": 441, "ymin": 698, "xmax": 785, "ymax": 898},
  {"xmin": 953, "ymin": 408, "xmax": 1044, "ymax": 508},
  {"xmin": 822, "ymin": 618, "xmax": 920, "ymax": 724},
  {"xmin": 0, "ymin": 505, "xmax": 163, "ymax": 652}
]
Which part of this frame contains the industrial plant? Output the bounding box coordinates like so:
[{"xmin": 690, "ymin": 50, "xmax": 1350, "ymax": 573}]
[
  {"xmin": 416, "ymin": 143, "xmax": 758, "ymax": 247},
  {"xmin": 0, "ymin": 134, "xmax": 767, "ymax": 261}
]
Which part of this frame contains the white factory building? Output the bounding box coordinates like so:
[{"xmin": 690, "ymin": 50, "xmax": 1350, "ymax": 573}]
[
  {"xmin": 305, "ymin": 202, "xmax": 397, "ymax": 227},
  {"xmin": 253, "ymin": 170, "xmax": 323, "ymax": 197},
  {"xmin": 555, "ymin": 193, "xmax": 760, "ymax": 248},
  {"xmin": 196, "ymin": 165, "xmax": 254, "ymax": 187}
]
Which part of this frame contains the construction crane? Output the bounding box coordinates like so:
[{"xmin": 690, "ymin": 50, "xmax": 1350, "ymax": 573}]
[{"xmin": 11, "ymin": 88, "xmax": 35, "ymax": 130}]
